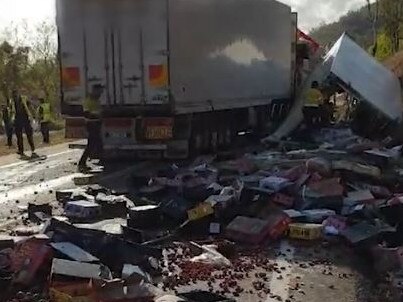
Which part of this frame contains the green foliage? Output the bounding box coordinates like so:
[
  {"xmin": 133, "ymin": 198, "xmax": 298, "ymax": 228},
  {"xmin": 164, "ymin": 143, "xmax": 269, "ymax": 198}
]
[
  {"xmin": 375, "ymin": 31, "xmax": 394, "ymax": 60},
  {"xmin": 379, "ymin": 0, "xmax": 402, "ymax": 53},
  {"xmin": 311, "ymin": 0, "xmax": 402, "ymax": 59},
  {"xmin": 0, "ymin": 20, "xmax": 59, "ymax": 115},
  {"xmin": 310, "ymin": 6, "xmax": 381, "ymax": 49}
]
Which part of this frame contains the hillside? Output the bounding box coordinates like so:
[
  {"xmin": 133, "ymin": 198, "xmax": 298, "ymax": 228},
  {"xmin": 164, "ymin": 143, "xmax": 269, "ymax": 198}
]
[
  {"xmin": 384, "ymin": 50, "xmax": 403, "ymax": 79},
  {"xmin": 310, "ymin": 3, "xmax": 384, "ymax": 49}
]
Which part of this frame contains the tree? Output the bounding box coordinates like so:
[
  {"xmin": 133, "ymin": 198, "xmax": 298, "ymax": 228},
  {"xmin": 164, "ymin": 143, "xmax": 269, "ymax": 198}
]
[
  {"xmin": 366, "ymin": 0, "xmax": 380, "ymax": 56},
  {"xmin": 379, "ymin": 0, "xmax": 403, "ymax": 53},
  {"xmin": 25, "ymin": 21, "xmax": 59, "ymax": 112},
  {"xmin": 375, "ymin": 31, "xmax": 394, "ymax": 60},
  {"xmin": 310, "ymin": 2, "xmax": 382, "ymax": 51},
  {"xmin": 0, "ymin": 20, "xmax": 59, "ymax": 115},
  {"xmin": 0, "ymin": 41, "xmax": 30, "ymax": 102}
]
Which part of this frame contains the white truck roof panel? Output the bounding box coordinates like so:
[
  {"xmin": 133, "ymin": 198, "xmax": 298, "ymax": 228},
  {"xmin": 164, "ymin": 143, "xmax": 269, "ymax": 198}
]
[{"xmin": 323, "ymin": 33, "xmax": 403, "ymax": 121}]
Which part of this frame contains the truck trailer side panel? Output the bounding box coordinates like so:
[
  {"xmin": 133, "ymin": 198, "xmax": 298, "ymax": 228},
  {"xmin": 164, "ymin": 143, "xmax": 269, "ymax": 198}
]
[
  {"xmin": 57, "ymin": 0, "xmax": 295, "ymax": 156},
  {"xmin": 57, "ymin": 0, "xmax": 86, "ymax": 115},
  {"xmin": 169, "ymin": 0, "xmax": 293, "ymax": 113},
  {"xmin": 57, "ymin": 0, "xmax": 169, "ymax": 110},
  {"xmin": 114, "ymin": 0, "xmax": 169, "ymax": 106}
]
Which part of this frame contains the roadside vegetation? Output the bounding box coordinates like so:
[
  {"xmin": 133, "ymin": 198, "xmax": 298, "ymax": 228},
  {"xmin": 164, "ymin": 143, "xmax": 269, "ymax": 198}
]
[
  {"xmin": 311, "ymin": 0, "xmax": 402, "ymax": 61},
  {"xmin": 0, "ymin": 20, "xmax": 59, "ymax": 120}
]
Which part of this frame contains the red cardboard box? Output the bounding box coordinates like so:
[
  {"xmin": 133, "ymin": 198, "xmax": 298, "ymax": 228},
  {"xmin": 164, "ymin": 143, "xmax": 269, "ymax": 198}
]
[{"xmin": 226, "ymin": 214, "xmax": 290, "ymax": 244}]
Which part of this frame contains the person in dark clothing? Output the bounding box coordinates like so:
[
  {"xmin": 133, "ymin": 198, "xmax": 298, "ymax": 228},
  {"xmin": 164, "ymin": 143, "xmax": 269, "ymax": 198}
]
[
  {"xmin": 13, "ymin": 91, "xmax": 36, "ymax": 157},
  {"xmin": 2, "ymin": 99, "xmax": 14, "ymax": 147},
  {"xmin": 38, "ymin": 97, "xmax": 51, "ymax": 144},
  {"xmin": 78, "ymin": 84, "xmax": 104, "ymax": 171}
]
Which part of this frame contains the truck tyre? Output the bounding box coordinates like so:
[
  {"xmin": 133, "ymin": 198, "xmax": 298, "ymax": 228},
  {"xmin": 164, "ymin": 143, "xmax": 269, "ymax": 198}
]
[
  {"xmin": 202, "ymin": 128, "xmax": 210, "ymax": 152},
  {"xmin": 224, "ymin": 125, "xmax": 233, "ymax": 147},
  {"xmin": 218, "ymin": 125, "xmax": 226, "ymax": 148},
  {"xmin": 211, "ymin": 131, "xmax": 218, "ymax": 152}
]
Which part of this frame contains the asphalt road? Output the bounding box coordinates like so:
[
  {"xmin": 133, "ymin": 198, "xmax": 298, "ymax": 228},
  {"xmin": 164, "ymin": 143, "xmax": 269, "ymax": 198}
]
[
  {"xmin": 0, "ymin": 142, "xmax": 384, "ymax": 302},
  {"xmin": 163, "ymin": 240, "xmax": 375, "ymax": 302},
  {"xmin": 0, "ymin": 142, "xmax": 83, "ymax": 232}
]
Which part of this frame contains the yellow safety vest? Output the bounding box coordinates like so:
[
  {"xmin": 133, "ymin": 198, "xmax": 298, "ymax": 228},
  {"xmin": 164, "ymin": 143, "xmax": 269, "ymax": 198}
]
[
  {"xmin": 83, "ymin": 97, "xmax": 101, "ymax": 116},
  {"xmin": 304, "ymin": 88, "xmax": 323, "ymax": 107},
  {"xmin": 39, "ymin": 103, "xmax": 51, "ymax": 122}
]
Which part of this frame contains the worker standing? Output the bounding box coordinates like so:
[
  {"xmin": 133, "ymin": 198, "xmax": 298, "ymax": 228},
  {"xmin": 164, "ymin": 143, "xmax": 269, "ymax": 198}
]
[
  {"xmin": 2, "ymin": 99, "xmax": 14, "ymax": 147},
  {"xmin": 38, "ymin": 96, "xmax": 51, "ymax": 144},
  {"xmin": 303, "ymin": 81, "xmax": 324, "ymax": 127},
  {"xmin": 13, "ymin": 90, "xmax": 36, "ymax": 157},
  {"xmin": 78, "ymin": 84, "xmax": 104, "ymax": 172}
]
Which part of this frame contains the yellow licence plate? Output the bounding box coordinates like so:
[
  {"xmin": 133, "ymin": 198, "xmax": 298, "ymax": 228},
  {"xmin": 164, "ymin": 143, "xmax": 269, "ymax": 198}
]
[{"xmin": 145, "ymin": 126, "xmax": 173, "ymax": 140}]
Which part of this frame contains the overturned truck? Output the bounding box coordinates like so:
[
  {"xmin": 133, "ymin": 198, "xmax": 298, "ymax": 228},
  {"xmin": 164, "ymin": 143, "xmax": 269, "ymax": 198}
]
[
  {"xmin": 57, "ymin": 0, "xmax": 298, "ymax": 159},
  {"xmin": 267, "ymin": 33, "xmax": 403, "ymax": 142}
]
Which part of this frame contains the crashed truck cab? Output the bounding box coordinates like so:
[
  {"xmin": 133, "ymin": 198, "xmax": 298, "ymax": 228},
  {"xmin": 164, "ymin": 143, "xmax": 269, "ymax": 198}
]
[
  {"xmin": 57, "ymin": 0, "xmax": 299, "ymax": 159},
  {"xmin": 267, "ymin": 33, "xmax": 403, "ymax": 142},
  {"xmin": 321, "ymin": 34, "xmax": 403, "ymax": 129}
]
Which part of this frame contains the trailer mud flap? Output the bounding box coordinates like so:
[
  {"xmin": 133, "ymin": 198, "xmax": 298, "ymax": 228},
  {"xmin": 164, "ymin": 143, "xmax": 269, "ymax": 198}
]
[
  {"xmin": 65, "ymin": 117, "xmax": 86, "ymax": 139},
  {"xmin": 164, "ymin": 140, "xmax": 189, "ymax": 159}
]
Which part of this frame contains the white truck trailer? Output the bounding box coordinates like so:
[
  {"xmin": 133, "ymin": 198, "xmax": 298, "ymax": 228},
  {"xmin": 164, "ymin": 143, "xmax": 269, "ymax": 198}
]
[{"xmin": 56, "ymin": 0, "xmax": 297, "ymax": 159}]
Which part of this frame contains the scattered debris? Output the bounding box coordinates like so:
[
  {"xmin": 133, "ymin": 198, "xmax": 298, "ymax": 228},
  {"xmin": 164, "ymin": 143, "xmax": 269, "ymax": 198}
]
[
  {"xmin": 288, "ymin": 223, "xmax": 323, "ymax": 240},
  {"xmin": 64, "ymin": 200, "xmax": 102, "ymax": 220},
  {"xmin": 27, "ymin": 203, "xmax": 52, "ymax": 221},
  {"xmin": 4, "ymin": 103, "xmax": 403, "ymax": 301},
  {"xmin": 50, "ymin": 242, "xmax": 99, "ymax": 263}
]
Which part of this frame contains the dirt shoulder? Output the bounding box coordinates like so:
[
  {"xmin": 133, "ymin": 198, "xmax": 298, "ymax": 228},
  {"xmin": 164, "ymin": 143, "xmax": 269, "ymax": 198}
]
[{"xmin": 0, "ymin": 130, "xmax": 73, "ymax": 157}]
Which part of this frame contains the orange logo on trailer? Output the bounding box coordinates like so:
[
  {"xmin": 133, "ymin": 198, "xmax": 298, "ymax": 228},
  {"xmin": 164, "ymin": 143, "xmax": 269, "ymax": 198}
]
[
  {"xmin": 149, "ymin": 64, "xmax": 168, "ymax": 88},
  {"xmin": 62, "ymin": 67, "xmax": 81, "ymax": 88}
]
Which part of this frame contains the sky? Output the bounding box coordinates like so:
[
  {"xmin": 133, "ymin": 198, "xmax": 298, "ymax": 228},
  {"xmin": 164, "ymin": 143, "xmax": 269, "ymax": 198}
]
[{"xmin": 0, "ymin": 0, "xmax": 370, "ymax": 32}]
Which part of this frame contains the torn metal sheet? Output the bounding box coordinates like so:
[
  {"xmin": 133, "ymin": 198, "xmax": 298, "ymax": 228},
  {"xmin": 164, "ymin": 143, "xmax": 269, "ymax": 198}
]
[
  {"xmin": 50, "ymin": 242, "xmax": 99, "ymax": 263},
  {"xmin": 323, "ymin": 33, "xmax": 403, "ymax": 121},
  {"xmin": 51, "ymin": 258, "xmax": 112, "ymax": 280},
  {"xmin": 122, "ymin": 264, "xmax": 152, "ymax": 283},
  {"xmin": 74, "ymin": 218, "xmax": 127, "ymax": 235}
]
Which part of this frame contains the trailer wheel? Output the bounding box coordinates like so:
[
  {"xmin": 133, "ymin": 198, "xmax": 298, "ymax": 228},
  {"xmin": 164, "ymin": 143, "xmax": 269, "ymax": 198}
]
[
  {"xmin": 218, "ymin": 125, "xmax": 226, "ymax": 148},
  {"xmin": 192, "ymin": 131, "xmax": 203, "ymax": 154},
  {"xmin": 211, "ymin": 130, "xmax": 218, "ymax": 152},
  {"xmin": 256, "ymin": 105, "xmax": 269, "ymax": 136},
  {"xmin": 202, "ymin": 129, "xmax": 211, "ymax": 151},
  {"xmin": 189, "ymin": 115, "xmax": 203, "ymax": 155},
  {"xmin": 224, "ymin": 125, "xmax": 233, "ymax": 147}
]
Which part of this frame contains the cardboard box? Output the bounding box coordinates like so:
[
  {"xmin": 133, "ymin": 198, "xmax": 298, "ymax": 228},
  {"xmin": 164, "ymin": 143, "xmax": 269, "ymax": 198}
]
[
  {"xmin": 226, "ymin": 214, "xmax": 290, "ymax": 244},
  {"xmin": 65, "ymin": 201, "xmax": 101, "ymax": 220},
  {"xmin": 226, "ymin": 216, "xmax": 270, "ymax": 244},
  {"xmin": 289, "ymin": 223, "xmax": 323, "ymax": 240}
]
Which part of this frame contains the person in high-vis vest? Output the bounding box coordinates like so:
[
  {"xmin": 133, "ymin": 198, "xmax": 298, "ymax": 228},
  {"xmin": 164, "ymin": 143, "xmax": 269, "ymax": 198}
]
[
  {"xmin": 13, "ymin": 90, "xmax": 36, "ymax": 157},
  {"xmin": 1, "ymin": 98, "xmax": 15, "ymax": 147},
  {"xmin": 38, "ymin": 97, "xmax": 51, "ymax": 144},
  {"xmin": 303, "ymin": 81, "xmax": 324, "ymax": 127},
  {"xmin": 78, "ymin": 84, "xmax": 104, "ymax": 171}
]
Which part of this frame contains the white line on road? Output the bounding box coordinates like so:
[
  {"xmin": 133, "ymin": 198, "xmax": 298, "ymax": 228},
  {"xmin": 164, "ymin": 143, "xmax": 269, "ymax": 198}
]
[
  {"xmin": 0, "ymin": 149, "xmax": 79, "ymax": 170},
  {"xmin": 0, "ymin": 173, "xmax": 83, "ymax": 203}
]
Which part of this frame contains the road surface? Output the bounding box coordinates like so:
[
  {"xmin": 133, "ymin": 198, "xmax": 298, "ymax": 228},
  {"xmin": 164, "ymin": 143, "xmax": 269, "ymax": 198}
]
[
  {"xmin": 0, "ymin": 142, "xmax": 84, "ymax": 232},
  {"xmin": 0, "ymin": 142, "xmax": 385, "ymax": 302}
]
